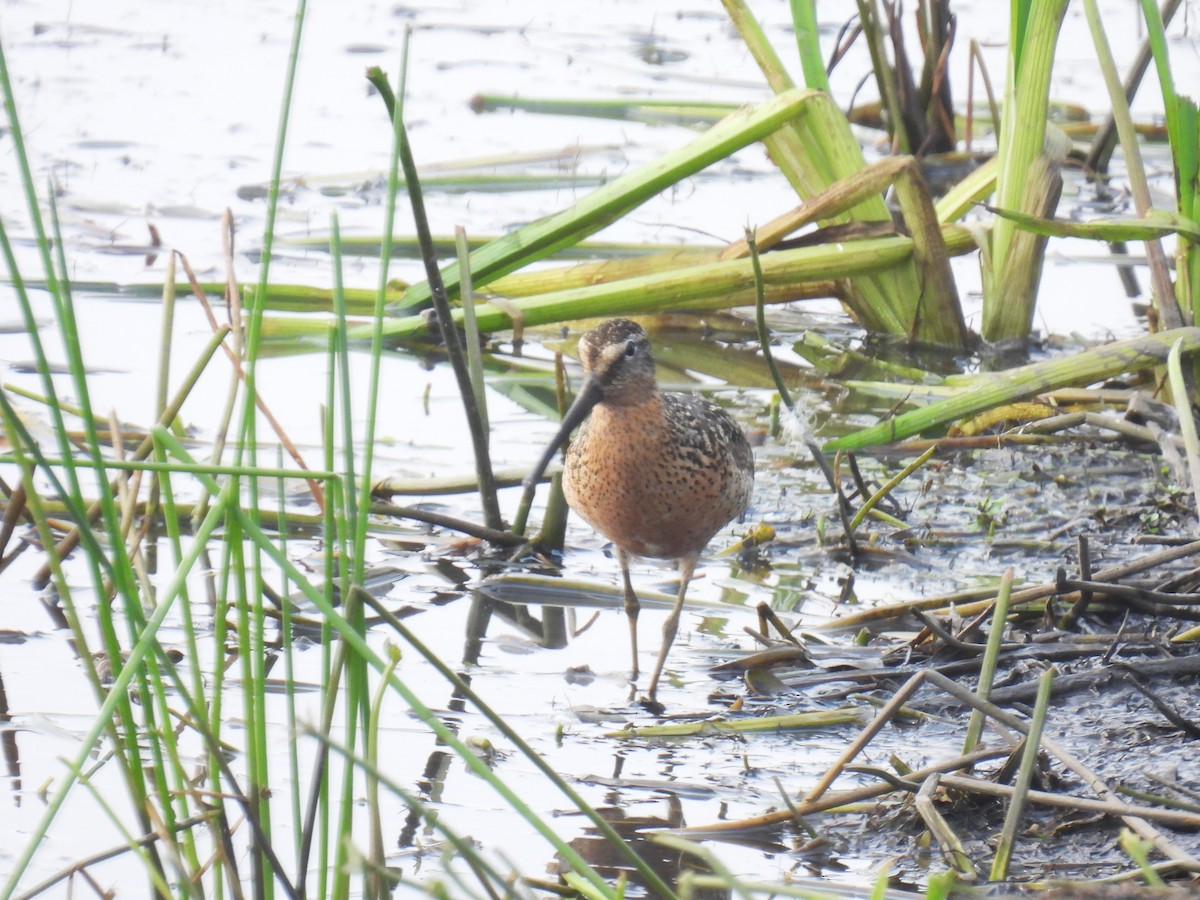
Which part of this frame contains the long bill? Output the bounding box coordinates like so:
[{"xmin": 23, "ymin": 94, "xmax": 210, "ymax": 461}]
[{"xmin": 519, "ymin": 374, "xmax": 604, "ymax": 507}]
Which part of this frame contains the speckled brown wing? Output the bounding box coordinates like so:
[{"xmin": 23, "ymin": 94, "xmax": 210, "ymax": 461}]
[{"xmin": 563, "ymin": 391, "xmax": 752, "ymax": 561}]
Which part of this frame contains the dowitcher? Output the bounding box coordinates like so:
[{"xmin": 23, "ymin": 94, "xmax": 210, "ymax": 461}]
[{"xmin": 525, "ymin": 318, "xmax": 754, "ymax": 703}]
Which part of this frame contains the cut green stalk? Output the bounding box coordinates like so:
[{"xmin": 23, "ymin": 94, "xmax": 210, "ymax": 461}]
[
  {"xmin": 963, "ymin": 568, "xmax": 1014, "ymax": 757},
  {"xmin": 990, "ymin": 667, "xmax": 1056, "ymax": 880}
]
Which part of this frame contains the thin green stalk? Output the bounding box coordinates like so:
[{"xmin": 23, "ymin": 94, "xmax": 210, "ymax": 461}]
[
  {"xmin": 231, "ymin": 6, "xmax": 309, "ymax": 890},
  {"xmin": 457, "ymin": 227, "xmax": 489, "ymax": 434},
  {"xmin": 848, "ymin": 445, "xmax": 937, "ymax": 533},
  {"xmin": 1083, "ymin": 0, "xmax": 1180, "ymax": 329},
  {"xmin": 354, "ymin": 35, "xmax": 410, "ymax": 573},
  {"xmin": 334, "ymin": 586, "xmax": 367, "ymax": 900},
  {"xmin": 146, "ymin": 252, "xmax": 177, "ymax": 528},
  {"xmin": 276, "ymin": 457, "xmax": 303, "ymax": 867},
  {"xmin": 366, "ymin": 647, "xmax": 401, "ymax": 900},
  {"xmin": 307, "ymin": 340, "xmax": 339, "ymax": 900},
  {"xmin": 330, "ymin": 213, "xmax": 359, "ymax": 537},
  {"xmin": 747, "ymin": 228, "xmax": 794, "ymax": 411},
  {"xmin": 990, "ymin": 667, "xmax": 1056, "ymax": 880},
  {"xmin": 963, "ymin": 568, "xmax": 1014, "ymax": 756},
  {"xmin": 151, "ymin": 442, "xmax": 207, "ymax": 739},
  {"xmin": 312, "ymin": 733, "xmax": 516, "ymax": 899}
]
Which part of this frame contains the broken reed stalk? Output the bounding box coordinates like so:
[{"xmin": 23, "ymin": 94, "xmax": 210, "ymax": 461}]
[
  {"xmin": 826, "ymin": 327, "xmax": 1200, "ymax": 451},
  {"xmin": 939, "ymin": 774, "xmax": 1200, "ymax": 829},
  {"xmin": 176, "ymin": 247, "xmax": 326, "ymax": 511},
  {"xmin": 372, "ymin": 501, "xmax": 525, "ymax": 548},
  {"xmin": 822, "ymin": 537, "xmax": 1200, "ymax": 632},
  {"xmin": 674, "ymin": 747, "xmax": 1007, "ymax": 836},
  {"xmin": 388, "ymin": 85, "xmax": 822, "ymax": 315},
  {"xmin": 804, "ymin": 670, "xmax": 926, "ymax": 803},
  {"xmin": 915, "ymin": 773, "xmax": 978, "ymax": 878},
  {"xmin": 367, "ymin": 67, "xmax": 504, "ymax": 533},
  {"xmin": 456, "ymin": 226, "xmax": 490, "ymax": 436},
  {"xmin": 1166, "ymin": 338, "xmax": 1200, "ymax": 518},
  {"xmin": 724, "ymin": 0, "xmax": 966, "ymax": 348}
]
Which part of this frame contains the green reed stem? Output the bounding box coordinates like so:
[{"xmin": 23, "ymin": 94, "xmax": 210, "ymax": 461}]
[
  {"xmin": 368, "ymin": 64, "xmax": 504, "ymax": 533},
  {"xmin": 747, "ymin": 227, "xmax": 794, "ymax": 411}
]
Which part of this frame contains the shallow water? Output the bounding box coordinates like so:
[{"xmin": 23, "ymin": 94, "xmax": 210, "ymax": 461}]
[{"xmin": 2, "ymin": 0, "xmax": 1200, "ymax": 895}]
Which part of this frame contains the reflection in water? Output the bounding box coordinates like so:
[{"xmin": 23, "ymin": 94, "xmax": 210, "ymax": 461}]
[
  {"xmin": 0, "ymin": 663, "xmax": 19, "ymax": 803},
  {"xmin": 462, "ymin": 593, "xmax": 568, "ymax": 666},
  {"xmin": 560, "ymin": 800, "xmax": 731, "ymax": 900}
]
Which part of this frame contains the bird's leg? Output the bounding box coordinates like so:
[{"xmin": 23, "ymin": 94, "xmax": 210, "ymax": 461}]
[
  {"xmin": 617, "ymin": 547, "xmax": 640, "ymax": 682},
  {"xmin": 646, "ymin": 551, "xmax": 700, "ymax": 703}
]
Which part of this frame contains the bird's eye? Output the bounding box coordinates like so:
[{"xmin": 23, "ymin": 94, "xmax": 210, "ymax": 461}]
[{"xmin": 624, "ymin": 341, "xmax": 637, "ymax": 358}]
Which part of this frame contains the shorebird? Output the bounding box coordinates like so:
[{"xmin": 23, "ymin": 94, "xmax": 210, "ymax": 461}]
[{"xmin": 525, "ymin": 318, "xmax": 754, "ymax": 703}]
